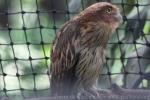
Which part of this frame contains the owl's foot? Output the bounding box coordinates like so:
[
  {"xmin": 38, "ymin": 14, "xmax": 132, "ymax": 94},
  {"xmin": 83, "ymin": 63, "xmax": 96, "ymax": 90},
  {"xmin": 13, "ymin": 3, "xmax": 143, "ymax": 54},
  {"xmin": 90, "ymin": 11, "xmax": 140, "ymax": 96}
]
[{"xmin": 77, "ymin": 88, "xmax": 99, "ymax": 99}]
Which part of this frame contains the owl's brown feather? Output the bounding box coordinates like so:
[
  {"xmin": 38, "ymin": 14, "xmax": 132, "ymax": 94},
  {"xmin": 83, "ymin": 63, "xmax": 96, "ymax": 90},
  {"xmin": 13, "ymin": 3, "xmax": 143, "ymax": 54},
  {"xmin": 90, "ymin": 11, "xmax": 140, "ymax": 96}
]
[
  {"xmin": 50, "ymin": 2, "xmax": 122, "ymax": 96},
  {"xmin": 50, "ymin": 21, "xmax": 81, "ymax": 95}
]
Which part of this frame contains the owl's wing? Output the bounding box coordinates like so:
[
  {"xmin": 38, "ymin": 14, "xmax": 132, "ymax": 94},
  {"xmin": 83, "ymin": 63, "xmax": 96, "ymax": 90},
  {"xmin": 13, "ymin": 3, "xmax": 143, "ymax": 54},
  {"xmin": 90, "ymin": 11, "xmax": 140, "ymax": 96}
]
[{"xmin": 50, "ymin": 21, "xmax": 80, "ymax": 96}]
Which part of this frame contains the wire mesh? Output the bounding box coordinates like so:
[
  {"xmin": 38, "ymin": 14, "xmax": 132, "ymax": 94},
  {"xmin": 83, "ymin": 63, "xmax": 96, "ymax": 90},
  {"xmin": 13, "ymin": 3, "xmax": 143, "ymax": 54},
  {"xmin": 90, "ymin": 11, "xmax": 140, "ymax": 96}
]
[{"xmin": 0, "ymin": 0, "xmax": 150, "ymax": 99}]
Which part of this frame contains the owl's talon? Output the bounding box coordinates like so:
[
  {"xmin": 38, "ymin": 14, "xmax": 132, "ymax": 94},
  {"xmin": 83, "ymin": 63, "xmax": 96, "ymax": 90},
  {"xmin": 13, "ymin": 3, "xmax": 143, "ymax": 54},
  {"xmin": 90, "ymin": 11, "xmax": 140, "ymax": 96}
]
[{"xmin": 77, "ymin": 89, "xmax": 99, "ymax": 99}]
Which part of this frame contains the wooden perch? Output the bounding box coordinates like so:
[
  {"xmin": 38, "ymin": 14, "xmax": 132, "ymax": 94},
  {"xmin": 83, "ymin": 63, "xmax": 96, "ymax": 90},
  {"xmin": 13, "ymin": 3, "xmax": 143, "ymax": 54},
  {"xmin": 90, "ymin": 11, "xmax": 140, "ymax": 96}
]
[
  {"xmin": 1, "ymin": 85, "xmax": 150, "ymax": 100},
  {"xmin": 24, "ymin": 84, "xmax": 150, "ymax": 100},
  {"xmin": 0, "ymin": 97, "xmax": 9, "ymax": 100}
]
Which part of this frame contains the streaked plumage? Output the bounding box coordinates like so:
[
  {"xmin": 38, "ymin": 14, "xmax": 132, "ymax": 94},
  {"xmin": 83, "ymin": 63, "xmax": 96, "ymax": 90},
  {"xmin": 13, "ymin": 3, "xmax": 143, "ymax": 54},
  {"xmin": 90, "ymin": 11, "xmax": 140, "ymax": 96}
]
[{"xmin": 50, "ymin": 2, "xmax": 122, "ymax": 97}]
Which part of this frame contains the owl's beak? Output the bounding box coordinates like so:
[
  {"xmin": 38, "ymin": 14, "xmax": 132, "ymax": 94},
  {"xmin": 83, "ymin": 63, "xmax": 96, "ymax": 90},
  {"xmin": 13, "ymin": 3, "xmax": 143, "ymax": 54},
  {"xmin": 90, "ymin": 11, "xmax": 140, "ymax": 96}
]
[{"xmin": 114, "ymin": 13, "xmax": 122, "ymax": 24}]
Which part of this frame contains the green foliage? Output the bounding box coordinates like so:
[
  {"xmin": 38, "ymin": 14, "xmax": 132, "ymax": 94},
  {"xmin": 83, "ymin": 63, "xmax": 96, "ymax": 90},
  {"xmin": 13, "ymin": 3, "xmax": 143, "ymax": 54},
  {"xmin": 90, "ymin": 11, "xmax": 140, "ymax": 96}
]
[{"xmin": 0, "ymin": 0, "xmax": 54, "ymax": 99}]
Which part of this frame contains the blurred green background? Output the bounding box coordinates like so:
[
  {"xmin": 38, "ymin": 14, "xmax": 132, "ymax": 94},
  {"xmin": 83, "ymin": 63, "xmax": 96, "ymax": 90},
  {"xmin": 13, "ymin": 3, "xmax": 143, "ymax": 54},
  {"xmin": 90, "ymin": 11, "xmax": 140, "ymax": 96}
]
[{"xmin": 0, "ymin": 0, "xmax": 150, "ymax": 100}]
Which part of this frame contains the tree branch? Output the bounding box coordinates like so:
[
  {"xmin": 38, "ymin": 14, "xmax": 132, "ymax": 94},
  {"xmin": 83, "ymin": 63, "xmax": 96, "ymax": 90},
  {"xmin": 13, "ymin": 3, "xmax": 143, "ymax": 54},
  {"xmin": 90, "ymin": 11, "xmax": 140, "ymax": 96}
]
[
  {"xmin": 0, "ymin": 97, "xmax": 9, "ymax": 100},
  {"xmin": 24, "ymin": 85, "xmax": 150, "ymax": 100}
]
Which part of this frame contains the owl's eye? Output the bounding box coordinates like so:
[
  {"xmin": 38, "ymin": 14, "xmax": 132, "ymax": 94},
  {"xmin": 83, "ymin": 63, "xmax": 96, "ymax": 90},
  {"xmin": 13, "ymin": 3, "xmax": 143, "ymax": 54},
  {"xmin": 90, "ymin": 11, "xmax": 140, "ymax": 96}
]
[{"xmin": 105, "ymin": 7, "xmax": 112, "ymax": 14}]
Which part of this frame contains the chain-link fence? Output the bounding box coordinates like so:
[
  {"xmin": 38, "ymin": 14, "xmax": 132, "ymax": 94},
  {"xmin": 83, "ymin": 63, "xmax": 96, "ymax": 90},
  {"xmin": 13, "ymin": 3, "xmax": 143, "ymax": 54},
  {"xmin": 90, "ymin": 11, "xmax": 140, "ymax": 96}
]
[{"xmin": 0, "ymin": 0, "xmax": 150, "ymax": 100}]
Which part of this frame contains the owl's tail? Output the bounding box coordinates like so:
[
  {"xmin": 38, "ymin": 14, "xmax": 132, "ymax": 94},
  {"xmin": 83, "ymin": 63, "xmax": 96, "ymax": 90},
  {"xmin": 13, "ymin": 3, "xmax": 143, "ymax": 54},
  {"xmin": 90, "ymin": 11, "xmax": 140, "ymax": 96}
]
[{"xmin": 50, "ymin": 69, "xmax": 76, "ymax": 96}]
